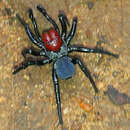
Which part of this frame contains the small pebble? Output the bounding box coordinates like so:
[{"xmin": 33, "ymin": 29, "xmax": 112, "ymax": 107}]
[
  {"xmin": 63, "ymin": 107, "xmax": 69, "ymax": 114},
  {"xmin": 79, "ymin": 102, "xmax": 93, "ymax": 112},
  {"xmin": 0, "ymin": 96, "xmax": 6, "ymax": 103},
  {"xmin": 87, "ymin": 1, "xmax": 94, "ymax": 10},
  {"xmin": 24, "ymin": 74, "xmax": 29, "ymax": 80},
  {"xmin": 96, "ymin": 112, "xmax": 103, "ymax": 121},
  {"xmin": 62, "ymin": 128, "xmax": 67, "ymax": 130},
  {"xmin": 112, "ymin": 71, "xmax": 120, "ymax": 77},
  {"xmin": 94, "ymin": 95, "xmax": 99, "ymax": 101},
  {"xmin": 5, "ymin": 8, "xmax": 11, "ymax": 16}
]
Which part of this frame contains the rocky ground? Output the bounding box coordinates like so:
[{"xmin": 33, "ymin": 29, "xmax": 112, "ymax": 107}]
[{"xmin": 0, "ymin": 0, "xmax": 130, "ymax": 130}]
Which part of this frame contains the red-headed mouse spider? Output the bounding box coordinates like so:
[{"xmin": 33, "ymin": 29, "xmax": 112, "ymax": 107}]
[{"xmin": 13, "ymin": 5, "xmax": 119, "ymax": 126}]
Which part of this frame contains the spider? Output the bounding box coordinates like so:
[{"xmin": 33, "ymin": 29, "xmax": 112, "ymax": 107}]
[{"xmin": 13, "ymin": 5, "xmax": 119, "ymax": 126}]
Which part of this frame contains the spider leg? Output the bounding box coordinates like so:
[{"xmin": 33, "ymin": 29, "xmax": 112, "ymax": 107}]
[
  {"xmin": 22, "ymin": 47, "xmax": 45, "ymax": 58},
  {"xmin": 72, "ymin": 57, "xmax": 98, "ymax": 93},
  {"xmin": 37, "ymin": 5, "xmax": 60, "ymax": 34},
  {"xmin": 52, "ymin": 65, "xmax": 63, "ymax": 125},
  {"xmin": 68, "ymin": 46, "xmax": 119, "ymax": 58},
  {"xmin": 16, "ymin": 14, "xmax": 45, "ymax": 50},
  {"xmin": 66, "ymin": 17, "xmax": 77, "ymax": 45},
  {"xmin": 58, "ymin": 11, "xmax": 69, "ymax": 40},
  {"xmin": 13, "ymin": 57, "xmax": 51, "ymax": 74},
  {"xmin": 28, "ymin": 9, "xmax": 42, "ymax": 42}
]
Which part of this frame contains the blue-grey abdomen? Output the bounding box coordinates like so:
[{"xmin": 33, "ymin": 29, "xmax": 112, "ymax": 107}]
[{"xmin": 55, "ymin": 56, "xmax": 75, "ymax": 79}]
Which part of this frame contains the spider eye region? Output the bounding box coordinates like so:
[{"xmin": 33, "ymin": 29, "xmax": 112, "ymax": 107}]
[{"xmin": 42, "ymin": 29, "xmax": 62, "ymax": 51}]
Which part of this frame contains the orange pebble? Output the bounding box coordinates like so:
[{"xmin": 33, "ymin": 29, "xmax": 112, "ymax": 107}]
[{"xmin": 79, "ymin": 102, "xmax": 93, "ymax": 112}]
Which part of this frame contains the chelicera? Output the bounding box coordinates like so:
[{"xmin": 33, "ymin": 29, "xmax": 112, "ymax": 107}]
[{"xmin": 13, "ymin": 5, "xmax": 119, "ymax": 126}]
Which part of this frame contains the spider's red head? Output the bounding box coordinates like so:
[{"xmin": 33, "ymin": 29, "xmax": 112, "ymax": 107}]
[{"xmin": 42, "ymin": 29, "xmax": 62, "ymax": 52}]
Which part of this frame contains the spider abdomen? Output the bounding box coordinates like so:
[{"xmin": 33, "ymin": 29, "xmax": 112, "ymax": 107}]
[
  {"xmin": 42, "ymin": 29, "xmax": 62, "ymax": 52},
  {"xmin": 55, "ymin": 56, "xmax": 75, "ymax": 79}
]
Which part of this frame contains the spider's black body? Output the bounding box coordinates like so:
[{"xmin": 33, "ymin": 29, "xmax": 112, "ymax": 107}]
[{"xmin": 13, "ymin": 5, "xmax": 119, "ymax": 126}]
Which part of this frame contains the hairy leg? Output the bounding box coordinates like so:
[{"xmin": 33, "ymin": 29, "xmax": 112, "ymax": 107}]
[
  {"xmin": 52, "ymin": 64, "xmax": 63, "ymax": 125},
  {"xmin": 28, "ymin": 9, "xmax": 42, "ymax": 41},
  {"xmin": 72, "ymin": 57, "xmax": 98, "ymax": 93},
  {"xmin": 37, "ymin": 5, "xmax": 60, "ymax": 34},
  {"xmin": 16, "ymin": 14, "xmax": 45, "ymax": 50},
  {"xmin": 66, "ymin": 17, "xmax": 77, "ymax": 45},
  {"xmin": 21, "ymin": 47, "xmax": 45, "ymax": 58},
  {"xmin": 68, "ymin": 46, "xmax": 119, "ymax": 58},
  {"xmin": 58, "ymin": 11, "xmax": 69, "ymax": 40},
  {"xmin": 13, "ymin": 57, "xmax": 51, "ymax": 74}
]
